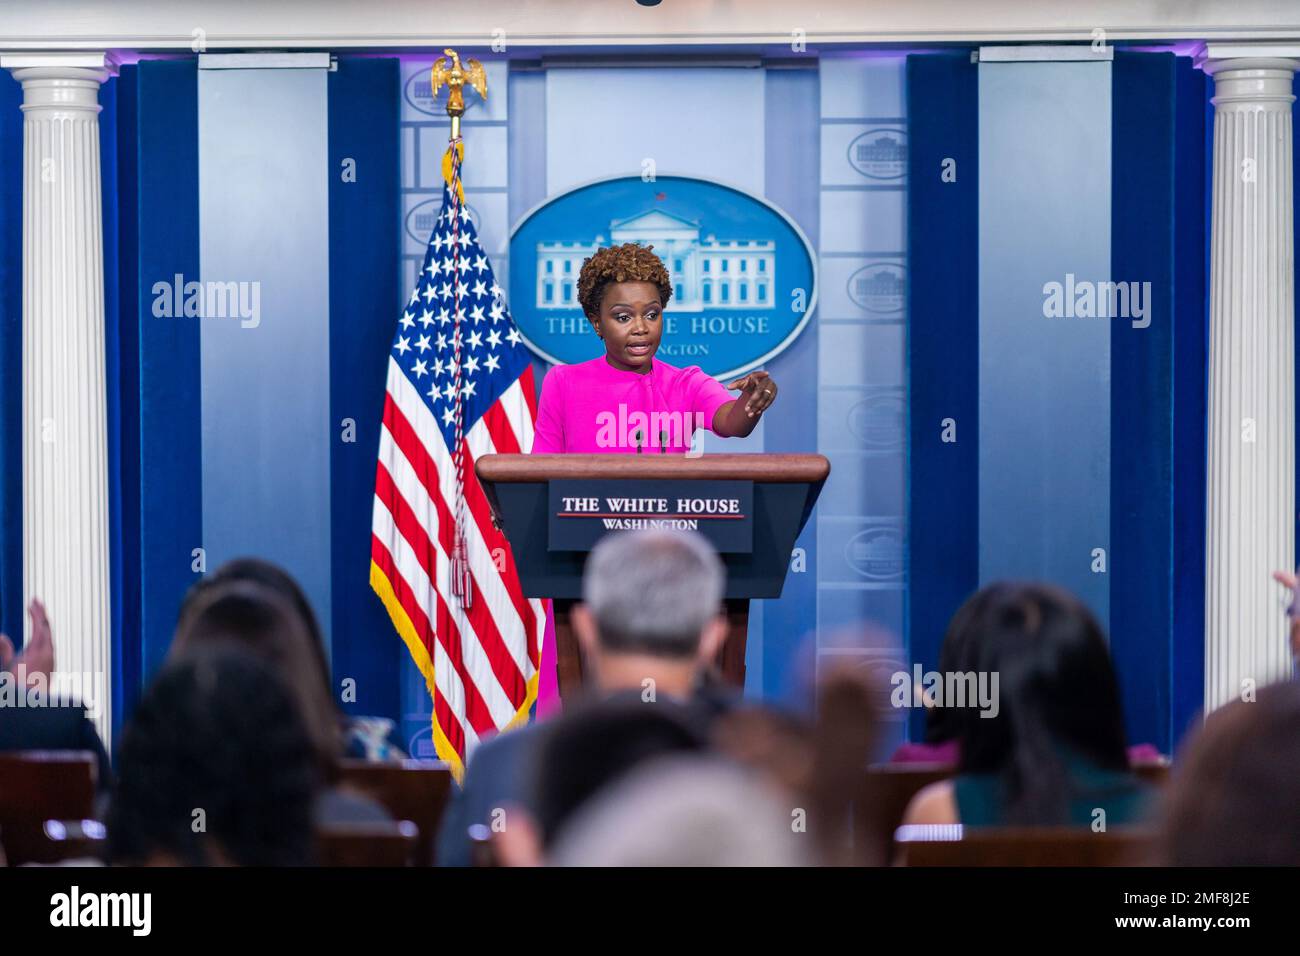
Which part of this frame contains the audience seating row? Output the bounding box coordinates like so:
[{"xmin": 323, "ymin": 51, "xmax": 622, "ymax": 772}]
[
  {"xmin": 2, "ymin": 751, "xmax": 1169, "ymax": 867},
  {"xmin": 854, "ymin": 760, "xmax": 1168, "ymax": 866},
  {"xmin": 0, "ymin": 752, "xmax": 450, "ymax": 866}
]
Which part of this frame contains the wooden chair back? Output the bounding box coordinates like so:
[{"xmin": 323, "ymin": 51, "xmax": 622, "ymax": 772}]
[
  {"xmin": 316, "ymin": 820, "xmax": 420, "ymax": 867},
  {"xmin": 335, "ymin": 759, "xmax": 452, "ymax": 865},
  {"xmin": 0, "ymin": 751, "xmax": 98, "ymax": 865},
  {"xmin": 893, "ymin": 825, "xmax": 1156, "ymax": 866}
]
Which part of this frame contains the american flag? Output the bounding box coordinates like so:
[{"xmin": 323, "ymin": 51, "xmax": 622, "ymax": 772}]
[{"xmin": 370, "ymin": 147, "xmax": 543, "ymax": 780}]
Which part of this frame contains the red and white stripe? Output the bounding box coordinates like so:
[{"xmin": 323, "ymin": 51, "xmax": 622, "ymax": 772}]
[{"xmin": 372, "ymin": 356, "xmax": 543, "ymax": 763}]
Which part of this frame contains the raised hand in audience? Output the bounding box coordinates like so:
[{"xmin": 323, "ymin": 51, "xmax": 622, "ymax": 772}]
[
  {"xmin": 1270, "ymin": 570, "xmax": 1300, "ymax": 662},
  {"xmin": 0, "ymin": 599, "xmax": 55, "ymax": 686}
]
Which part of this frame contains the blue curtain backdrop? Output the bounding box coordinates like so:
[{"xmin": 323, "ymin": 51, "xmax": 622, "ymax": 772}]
[
  {"xmin": 1109, "ymin": 51, "xmax": 1208, "ymax": 752},
  {"xmin": 906, "ymin": 49, "xmax": 1211, "ymax": 754},
  {"xmin": 327, "ymin": 58, "xmax": 403, "ymax": 725},
  {"xmin": 109, "ymin": 60, "xmax": 203, "ymax": 733},
  {"xmin": 0, "ymin": 71, "xmax": 23, "ymax": 648},
  {"xmin": 905, "ymin": 52, "xmax": 980, "ymax": 743},
  {"xmin": 0, "ymin": 49, "xmax": 1286, "ymax": 756},
  {"xmin": 106, "ymin": 57, "xmax": 402, "ymax": 736}
]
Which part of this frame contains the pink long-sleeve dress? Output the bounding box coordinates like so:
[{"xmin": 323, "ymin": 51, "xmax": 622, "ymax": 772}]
[{"xmin": 530, "ymin": 356, "xmax": 735, "ymax": 713}]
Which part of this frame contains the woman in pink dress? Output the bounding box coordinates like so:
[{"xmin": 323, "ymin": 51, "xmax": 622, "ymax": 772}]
[{"xmin": 530, "ymin": 242, "xmax": 780, "ymax": 710}]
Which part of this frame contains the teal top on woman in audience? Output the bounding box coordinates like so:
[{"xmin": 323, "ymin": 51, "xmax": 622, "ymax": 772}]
[
  {"xmin": 952, "ymin": 746, "xmax": 1151, "ymax": 827},
  {"xmin": 904, "ymin": 582, "xmax": 1153, "ymax": 828}
]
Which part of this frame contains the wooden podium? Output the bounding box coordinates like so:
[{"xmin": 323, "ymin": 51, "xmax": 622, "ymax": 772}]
[{"xmin": 475, "ymin": 453, "xmax": 829, "ymax": 699}]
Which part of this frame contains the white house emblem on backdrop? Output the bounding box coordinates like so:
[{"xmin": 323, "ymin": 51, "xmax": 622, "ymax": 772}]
[
  {"xmin": 847, "ymin": 394, "xmax": 905, "ymax": 449},
  {"xmin": 536, "ymin": 209, "xmax": 775, "ymax": 313},
  {"xmin": 407, "ymin": 199, "xmax": 480, "ymax": 244},
  {"xmin": 848, "ymin": 129, "xmax": 907, "ymax": 180},
  {"xmin": 847, "ymin": 262, "xmax": 905, "ymax": 315},
  {"xmin": 510, "ymin": 174, "xmax": 817, "ymax": 379},
  {"xmin": 846, "ymin": 527, "xmax": 906, "ymax": 581}
]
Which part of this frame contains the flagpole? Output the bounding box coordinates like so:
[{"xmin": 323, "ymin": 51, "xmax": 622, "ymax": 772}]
[{"xmin": 431, "ymin": 48, "xmax": 488, "ymax": 611}]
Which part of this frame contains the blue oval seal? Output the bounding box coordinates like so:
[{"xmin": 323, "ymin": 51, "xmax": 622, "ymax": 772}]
[
  {"xmin": 847, "ymin": 393, "xmax": 905, "ymax": 449},
  {"xmin": 406, "ymin": 197, "xmax": 482, "ymax": 245},
  {"xmin": 847, "ymin": 128, "xmax": 907, "ymax": 181},
  {"xmin": 847, "ymin": 262, "xmax": 906, "ymax": 315},
  {"xmin": 845, "ymin": 527, "xmax": 906, "ymax": 581},
  {"xmin": 508, "ymin": 175, "xmax": 818, "ymax": 380}
]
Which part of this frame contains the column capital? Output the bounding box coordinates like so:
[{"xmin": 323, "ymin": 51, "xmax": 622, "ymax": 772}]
[
  {"xmin": 0, "ymin": 51, "xmax": 118, "ymax": 112},
  {"xmin": 1195, "ymin": 41, "xmax": 1300, "ymax": 66},
  {"xmin": 1194, "ymin": 43, "xmax": 1299, "ymax": 108},
  {"xmin": 0, "ymin": 50, "xmax": 118, "ymax": 77}
]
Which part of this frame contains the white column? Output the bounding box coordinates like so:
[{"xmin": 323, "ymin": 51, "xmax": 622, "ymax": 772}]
[
  {"xmin": 1198, "ymin": 45, "xmax": 1300, "ymax": 712},
  {"xmin": 0, "ymin": 53, "xmax": 116, "ymax": 744}
]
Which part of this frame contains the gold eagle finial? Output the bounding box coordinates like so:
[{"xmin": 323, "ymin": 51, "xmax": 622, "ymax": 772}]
[{"xmin": 431, "ymin": 48, "xmax": 487, "ymax": 140}]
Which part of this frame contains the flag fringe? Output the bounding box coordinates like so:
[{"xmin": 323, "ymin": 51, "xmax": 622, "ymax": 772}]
[{"xmin": 369, "ymin": 559, "xmax": 542, "ymax": 785}]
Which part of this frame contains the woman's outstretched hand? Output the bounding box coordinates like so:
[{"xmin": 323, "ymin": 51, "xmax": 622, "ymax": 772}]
[{"xmin": 725, "ymin": 370, "xmax": 778, "ymax": 418}]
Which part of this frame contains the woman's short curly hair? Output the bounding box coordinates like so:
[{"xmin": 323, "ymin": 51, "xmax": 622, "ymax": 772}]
[{"xmin": 576, "ymin": 242, "xmax": 673, "ymax": 318}]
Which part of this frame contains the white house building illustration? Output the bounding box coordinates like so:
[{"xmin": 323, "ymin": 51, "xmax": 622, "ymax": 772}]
[{"xmin": 536, "ymin": 209, "xmax": 775, "ymax": 312}]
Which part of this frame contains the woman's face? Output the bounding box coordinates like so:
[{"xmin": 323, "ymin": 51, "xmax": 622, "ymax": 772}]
[{"xmin": 590, "ymin": 280, "xmax": 663, "ymax": 373}]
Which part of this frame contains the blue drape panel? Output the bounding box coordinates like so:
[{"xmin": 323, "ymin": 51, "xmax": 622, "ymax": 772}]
[
  {"xmin": 328, "ymin": 57, "xmax": 403, "ymax": 725},
  {"xmin": 1169, "ymin": 59, "xmax": 1210, "ymax": 746},
  {"xmin": 1109, "ymin": 53, "xmax": 1208, "ymax": 752},
  {"xmin": 904, "ymin": 53, "xmax": 980, "ymax": 740},
  {"xmin": 0, "ymin": 71, "xmax": 23, "ymax": 646},
  {"xmin": 1110, "ymin": 52, "xmax": 1177, "ymax": 751},
  {"xmin": 111, "ymin": 60, "xmax": 203, "ymax": 733}
]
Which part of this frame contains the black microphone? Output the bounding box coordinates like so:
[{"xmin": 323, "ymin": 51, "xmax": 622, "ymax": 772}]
[
  {"xmin": 635, "ymin": 429, "xmax": 643, "ymax": 454},
  {"xmin": 659, "ymin": 430, "xmax": 667, "ymax": 454}
]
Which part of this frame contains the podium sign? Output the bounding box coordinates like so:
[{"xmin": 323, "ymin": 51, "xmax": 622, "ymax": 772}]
[
  {"xmin": 476, "ymin": 453, "xmax": 829, "ymax": 695},
  {"xmin": 548, "ymin": 478, "xmax": 754, "ymax": 553}
]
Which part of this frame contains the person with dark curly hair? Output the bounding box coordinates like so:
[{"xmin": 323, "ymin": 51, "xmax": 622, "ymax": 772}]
[
  {"xmin": 530, "ymin": 242, "xmax": 779, "ymax": 454},
  {"xmin": 107, "ymin": 647, "xmax": 320, "ymax": 866}
]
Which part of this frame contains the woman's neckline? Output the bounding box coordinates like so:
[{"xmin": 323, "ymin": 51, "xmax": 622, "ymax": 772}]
[{"xmin": 600, "ymin": 354, "xmax": 656, "ymax": 377}]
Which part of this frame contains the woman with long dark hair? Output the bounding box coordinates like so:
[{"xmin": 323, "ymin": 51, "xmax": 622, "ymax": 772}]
[
  {"xmin": 178, "ymin": 557, "xmax": 405, "ymax": 761},
  {"xmin": 903, "ymin": 582, "xmax": 1151, "ymax": 826},
  {"xmin": 171, "ymin": 562, "xmax": 393, "ymax": 824}
]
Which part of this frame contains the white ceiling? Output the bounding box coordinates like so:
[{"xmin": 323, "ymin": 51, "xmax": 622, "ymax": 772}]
[{"xmin": 0, "ymin": 0, "xmax": 1297, "ymax": 51}]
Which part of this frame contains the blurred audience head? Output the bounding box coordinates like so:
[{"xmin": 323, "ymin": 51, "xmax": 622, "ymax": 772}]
[
  {"xmin": 178, "ymin": 557, "xmax": 331, "ymax": 690},
  {"xmin": 494, "ymin": 697, "xmax": 708, "ymax": 866},
  {"xmin": 549, "ymin": 756, "xmax": 808, "ymax": 866},
  {"xmin": 108, "ymin": 648, "xmax": 320, "ymax": 866},
  {"xmin": 171, "ymin": 575, "xmax": 341, "ymax": 768},
  {"xmin": 1158, "ymin": 681, "xmax": 1300, "ymax": 865},
  {"xmin": 715, "ymin": 657, "xmax": 887, "ymax": 865},
  {"xmin": 953, "ymin": 581, "xmax": 1130, "ymax": 824},
  {"xmin": 573, "ymin": 529, "xmax": 727, "ymax": 693}
]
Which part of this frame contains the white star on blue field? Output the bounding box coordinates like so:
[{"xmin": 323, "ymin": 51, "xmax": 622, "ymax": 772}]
[{"xmin": 393, "ymin": 184, "xmax": 530, "ymax": 450}]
